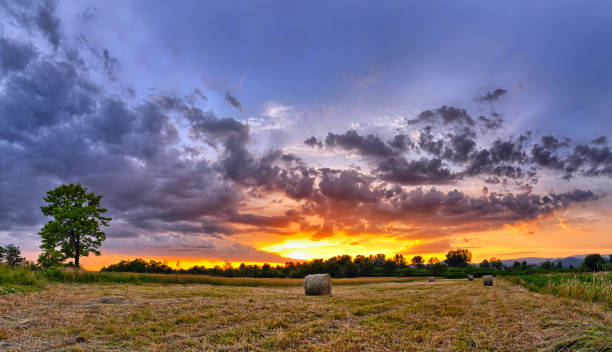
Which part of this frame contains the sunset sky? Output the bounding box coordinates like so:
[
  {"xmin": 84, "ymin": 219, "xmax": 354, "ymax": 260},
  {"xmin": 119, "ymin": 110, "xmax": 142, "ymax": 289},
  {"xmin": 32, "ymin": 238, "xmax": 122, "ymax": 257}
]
[{"xmin": 1, "ymin": 1, "xmax": 611, "ymax": 270}]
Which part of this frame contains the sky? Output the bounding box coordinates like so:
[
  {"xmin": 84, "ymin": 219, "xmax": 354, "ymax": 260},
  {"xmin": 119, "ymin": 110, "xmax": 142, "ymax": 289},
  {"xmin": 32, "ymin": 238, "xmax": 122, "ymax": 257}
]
[{"xmin": 1, "ymin": 0, "xmax": 611, "ymax": 269}]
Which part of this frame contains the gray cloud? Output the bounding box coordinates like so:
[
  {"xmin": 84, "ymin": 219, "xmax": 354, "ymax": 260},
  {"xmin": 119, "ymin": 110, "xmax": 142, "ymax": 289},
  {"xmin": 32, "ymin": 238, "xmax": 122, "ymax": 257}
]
[
  {"xmin": 407, "ymin": 106, "xmax": 475, "ymax": 126},
  {"xmin": 0, "ymin": 0, "xmax": 61, "ymax": 48},
  {"xmin": 0, "ymin": 37, "xmax": 37, "ymax": 73},
  {"xmin": 475, "ymin": 88, "xmax": 507, "ymax": 102},
  {"xmin": 224, "ymin": 90, "xmax": 243, "ymax": 112},
  {"xmin": 325, "ymin": 131, "xmax": 397, "ymax": 157}
]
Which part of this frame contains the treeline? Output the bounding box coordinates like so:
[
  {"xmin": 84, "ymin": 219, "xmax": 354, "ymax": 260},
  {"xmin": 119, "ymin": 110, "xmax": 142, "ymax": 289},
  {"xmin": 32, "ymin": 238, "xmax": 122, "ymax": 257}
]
[
  {"xmin": 3, "ymin": 241, "xmax": 610, "ymax": 279},
  {"xmin": 101, "ymin": 251, "xmax": 612, "ymax": 278}
]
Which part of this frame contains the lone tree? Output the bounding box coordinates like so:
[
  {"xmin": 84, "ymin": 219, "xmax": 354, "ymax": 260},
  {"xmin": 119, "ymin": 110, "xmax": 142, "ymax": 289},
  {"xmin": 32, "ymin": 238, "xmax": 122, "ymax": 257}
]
[
  {"xmin": 39, "ymin": 184, "xmax": 111, "ymax": 268},
  {"xmin": 583, "ymin": 254, "xmax": 604, "ymax": 272},
  {"xmin": 445, "ymin": 249, "xmax": 472, "ymax": 267}
]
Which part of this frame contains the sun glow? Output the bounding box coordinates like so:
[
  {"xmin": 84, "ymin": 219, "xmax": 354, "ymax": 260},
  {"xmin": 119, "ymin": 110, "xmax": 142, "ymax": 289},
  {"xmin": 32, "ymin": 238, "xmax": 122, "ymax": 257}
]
[
  {"xmin": 261, "ymin": 239, "xmax": 339, "ymax": 260},
  {"xmin": 259, "ymin": 235, "xmax": 419, "ymax": 261}
]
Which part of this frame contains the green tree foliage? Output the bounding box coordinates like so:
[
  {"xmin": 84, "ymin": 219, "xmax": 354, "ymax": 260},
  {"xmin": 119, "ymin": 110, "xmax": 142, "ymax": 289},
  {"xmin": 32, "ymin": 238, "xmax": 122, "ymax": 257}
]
[
  {"xmin": 382, "ymin": 259, "xmax": 397, "ymax": 275},
  {"xmin": 541, "ymin": 260, "xmax": 554, "ymax": 269},
  {"xmin": 394, "ymin": 254, "xmax": 407, "ymax": 268},
  {"xmin": 430, "ymin": 263, "xmax": 447, "ymax": 276},
  {"xmin": 583, "ymin": 254, "xmax": 605, "ymax": 272},
  {"xmin": 37, "ymin": 249, "xmax": 65, "ymax": 268},
  {"xmin": 0, "ymin": 244, "xmax": 26, "ymax": 267},
  {"xmin": 445, "ymin": 249, "xmax": 472, "ymax": 267},
  {"xmin": 39, "ymin": 184, "xmax": 111, "ymax": 268},
  {"xmin": 101, "ymin": 258, "xmax": 173, "ymax": 273},
  {"xmin": 411, "ymin": 255, "xmax": 424, "ymax": 267},
  {"xmin": 490, "ymin": 257, "xmax": 503, "ymax": 270}
]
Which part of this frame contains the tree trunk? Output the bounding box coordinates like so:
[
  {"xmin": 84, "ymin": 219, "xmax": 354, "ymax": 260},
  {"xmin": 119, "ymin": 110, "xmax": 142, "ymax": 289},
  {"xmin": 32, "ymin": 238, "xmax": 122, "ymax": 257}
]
[{"xmin": 75, "ymin": 232, "xmax": 80, "ymax": 268}]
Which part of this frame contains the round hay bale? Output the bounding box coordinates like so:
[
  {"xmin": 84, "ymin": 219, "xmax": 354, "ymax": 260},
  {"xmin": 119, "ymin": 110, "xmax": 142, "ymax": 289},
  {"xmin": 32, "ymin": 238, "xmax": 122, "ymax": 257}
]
[
  {"xmin": 304, "ymin": 274, "xmax": 332, "ymax": 296},
  {"xmin": 468, "ymin": 275, "xmax": 474, "ymax": 281},
  {"xmin": 428, "ymin": 277, "xmax": 435, "ymax": 282},
  {"xmin": 483, "ymin": 275, "xmax": 493, "ymax": 286}
]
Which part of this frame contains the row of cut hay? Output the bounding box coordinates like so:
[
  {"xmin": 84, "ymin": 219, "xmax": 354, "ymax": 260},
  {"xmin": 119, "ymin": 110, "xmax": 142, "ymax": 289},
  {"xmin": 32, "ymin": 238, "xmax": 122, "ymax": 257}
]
[{"xmin": 507, "ymin": 272, "xmax": 612, "ymax": 306}]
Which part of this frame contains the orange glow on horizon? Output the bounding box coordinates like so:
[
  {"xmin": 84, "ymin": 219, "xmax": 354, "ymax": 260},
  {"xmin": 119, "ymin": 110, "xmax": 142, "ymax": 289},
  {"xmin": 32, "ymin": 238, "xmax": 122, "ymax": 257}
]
[
  {"xmin": 259, "ymin": 234, "xmax": 420, "ymax": 261},
  {"xmin": 21, "ymin": 213, "xmax": 612, "ymax": 271}
]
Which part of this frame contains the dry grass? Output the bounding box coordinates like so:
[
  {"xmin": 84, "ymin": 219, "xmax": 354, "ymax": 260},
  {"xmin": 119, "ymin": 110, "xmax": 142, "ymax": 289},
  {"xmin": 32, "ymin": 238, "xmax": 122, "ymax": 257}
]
[{"xmin": 0, "ymin": 279, "xmax": 610, "ymax": 351}]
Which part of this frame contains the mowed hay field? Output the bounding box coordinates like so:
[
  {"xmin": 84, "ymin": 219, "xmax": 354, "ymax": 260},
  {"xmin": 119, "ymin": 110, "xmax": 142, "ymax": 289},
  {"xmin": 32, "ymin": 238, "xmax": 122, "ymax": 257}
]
[{"xmin": 1, "ymin": 278, "xmax": 611, "ymax": 351}]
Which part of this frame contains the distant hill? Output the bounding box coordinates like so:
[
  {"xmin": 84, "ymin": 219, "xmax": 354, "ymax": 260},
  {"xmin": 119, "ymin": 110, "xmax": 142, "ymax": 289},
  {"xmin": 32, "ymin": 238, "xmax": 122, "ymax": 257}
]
[{"xmin": 499, "ymin": 254, "xmax": 612, "ymax": 268}]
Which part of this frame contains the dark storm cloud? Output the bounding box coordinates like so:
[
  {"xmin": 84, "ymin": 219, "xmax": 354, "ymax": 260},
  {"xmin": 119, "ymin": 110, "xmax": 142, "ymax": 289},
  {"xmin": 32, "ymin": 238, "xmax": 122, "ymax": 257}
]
[
  {"xmin": 102, "ymin": 49, "xmax": 120, "ymax": 81},
  {"xmin": 0, "ymin": 0, "xmax": 61, "ymax": 48},
  {"xmin": 565, "ymin": 144, "xmax": 612, "ymax": 177},
  {"xmin": 442, "ymin": 133, "xmax": 476, "ymax": 162},
  {"xmin": 307, "ymin": 97, "xmax": 612, "ymax": 189},
  {"xmin": 541, "ymin": 135, "xmax": 560, "ymax": 151},
  {"xmin": 224, "ymin": 90, "xmax": 243, "ymax": 112},
  {"xmin": 417, "ymin": 126, "xmax": 444, "ymax": 156},
  {"xmin": 0, "ymin": 37, "xmax": 37, "ymax": 73},
  {"xmin": 478, "ymin": 115, "xmax": 503, "ymax": 130},
  {"xmin": 375, "ymin": 157, "xmax": 457, "ymax": 185},
  {"xmin": 304, "ymin": 136, "xmax": 322, "ymax": 148},
  {"xmin": 407, "ymin": 106, "xmax": 475, "ymax": 126},
  {"xmin": 184, "ymin": 106, "xmax": 319, "ymax": 202},
  {"xmin": 592, "ymin": 136, "xmax": 608, "ymax": 145},
  {"xmin": 388, "ymin": 134, "xmax": 414, "ymax": 151},
  {"xmin": 324, "ymin": 131, "xmax": 396, "ymax": 157},
  {"xmin": 307, "ymin": 130, "xmax": 455, "ymax": 185},
  {"xmin": 0, "ymin": 21, "xmax": 258, "ymax": 240},
  {"xmin": 0, "ymin": 59, "xmax": 98, "ymax": 143},
  {"xmin": 297, "ymin": 166, "xmax": 600, "ymax": 239},
  {"xmin": 34, "ymin": 0, "xmax": 61, "ymax": 48},
  {"xmin": 475, "ymin": 88, "xmax": 507, "ymax": 102},
  {"xmin": 314, "ymin": 130, "xmax": 412, "ymax": 157},
  {"xmin": 531, "ymin": 144, "xmax": 565, "ymax": 169}
]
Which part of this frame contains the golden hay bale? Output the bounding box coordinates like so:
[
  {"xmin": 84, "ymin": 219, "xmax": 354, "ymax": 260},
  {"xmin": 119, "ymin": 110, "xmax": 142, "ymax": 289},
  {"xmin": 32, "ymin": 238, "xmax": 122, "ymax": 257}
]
[
  {"xmin": 304, "ymin": 274, "xmax": 332, "ymax": 295},
  {"xmin": 483, "ymin": 275, "xmax": 493, "ymax": 286},
  {"xmin": 468, "ymin": 275, "xmax": 474, "ymax": 281},
  {"xmin": 428, "ymin": 277, "xmax": 435, "ymax": 282}
]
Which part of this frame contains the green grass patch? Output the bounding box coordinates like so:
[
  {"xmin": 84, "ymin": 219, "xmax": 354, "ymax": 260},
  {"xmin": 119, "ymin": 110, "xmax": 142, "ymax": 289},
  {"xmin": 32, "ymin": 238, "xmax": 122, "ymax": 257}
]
[
  {"xmin": 506, "ymin": 272, "xmax": 612, "ymax": 307},
  {"xmin": 551, "ymin": 329, "xmax": 612, "ymax": 352}
]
